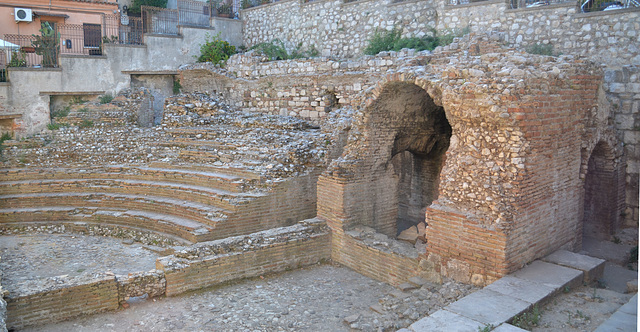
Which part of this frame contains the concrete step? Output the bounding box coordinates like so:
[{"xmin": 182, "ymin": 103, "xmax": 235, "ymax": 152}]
[{"xmin": 541, "ymin": 249, "xmax": 605, "ymax": 283}]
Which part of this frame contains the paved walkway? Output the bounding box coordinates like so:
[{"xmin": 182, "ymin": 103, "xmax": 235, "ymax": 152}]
[{"xmin": 402, "ymin": 250, "xmax": 625, "ymax": 332}]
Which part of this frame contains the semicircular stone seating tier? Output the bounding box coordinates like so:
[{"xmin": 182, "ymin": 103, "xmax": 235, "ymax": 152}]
[{"xmin": 0, "ymin": 164, "xmax": 277, "ymax": 244}]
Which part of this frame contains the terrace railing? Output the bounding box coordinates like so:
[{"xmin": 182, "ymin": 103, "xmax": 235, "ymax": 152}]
[
  {"xmin": 0, "ymin": 49, "xmax": 7, "ymax": 82},
  {"xmin": 103, "ymin": 14, "xmax": 144, "ymax": 45},
  {"xmin": 58, "ymin": 24, "xmax": 103, "ymax": 56},
  {"xmin": 3, "ymin": 34, "xmax": 56, "ymax": 68},
  {"xmin": 142, "ymin": 6, "xmax": 180, "ymax": 35},
  {"xmin": 178, "ymin": 0, "xmax": 212, "ymax": 26}
]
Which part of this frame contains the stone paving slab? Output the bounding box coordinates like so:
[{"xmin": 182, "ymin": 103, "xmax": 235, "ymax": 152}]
[
  {"xmin": 408, "ymin": 309, "xmax": 485, "ymax": 332},
  {"xmin": 484, "ymin": 275, "xmax": 556, "ymax": 304},
  {"xmin": 492, "ymin": 323, "xmax": 528, "ymax": 332},
  {"xmin": 542, "ymin": 249, "xmax": 605, "ymax": 283},
  {"xmin": 594, "ymin": 310, "xmax": 637, "ymax": 332},
  {"xmin": 617, "ymin": 294, "xmax": 637, "ymax": 316},
  {"xmin": 445, "ymin": 288, "xmax": 531, "ymax": 326},
  {"xmin": 510, "ymin": 260, "xmax": 583, "ymax": 290}
]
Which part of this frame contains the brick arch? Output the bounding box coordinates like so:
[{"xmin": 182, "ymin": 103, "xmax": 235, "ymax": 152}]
[{"xmin": 582, "ymin": 139, "xmax": 625, "ymax": 240}]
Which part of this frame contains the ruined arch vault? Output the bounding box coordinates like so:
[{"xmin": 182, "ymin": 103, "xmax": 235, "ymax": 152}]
[{"xmin": 316, "ymin": 57, "xmax": 620, "ymax": 286}]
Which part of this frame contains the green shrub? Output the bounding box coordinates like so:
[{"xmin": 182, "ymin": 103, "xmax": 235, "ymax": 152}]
[
  {"xmin": 99, "ymin": 93, "xmax": 114, "ymax": 104},
  {"xmin": 7, "ymin": 50, "xmax": 27, "ymax": 67},
  {"xmin": 70, "ymin": 96, "xmax": 87, "ymax": 105},
  {"xmin": 0, "ymin": 132, "xmax": 12, "ymax": 154},
  {"xmin": 128, "ymin": 0, "xmax": 168, "ymax": 15},
  {"xmin": 79, "ymin": 120, "xmax": 94, "ymax": 128},
  {"xmin": 51, "ymin": 106, "xmax": 70, "ymax": 118},
  {"xmin": 250, "ymin": 39, "xmax": 318, "ymax": 61},
  {"xmin": 526, "ymin": 43, "xmax": 559, "ymax": 56},
  {"xmin": 363, "ymin": 27, "xmax": 469, "ymax": 55},
  {"xmin": 197, "ymin": 33, "xmax": 236, "ymax": 66},
  {"xmin": 47, "ymin": 123, "xmax": 61, "ymax": 130},
  {"xmin": 173, "ymin": 78, "xmax": 182, "ymax": 94}
]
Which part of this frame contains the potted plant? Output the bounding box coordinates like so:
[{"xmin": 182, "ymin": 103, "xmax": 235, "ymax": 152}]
[
  {"xmin": 217, "ymin": 3, "xmax": 232, "ymax": 17},
  {"xmin": 31, "ymin": 22, "xmax": 59, "ymax": 67}
]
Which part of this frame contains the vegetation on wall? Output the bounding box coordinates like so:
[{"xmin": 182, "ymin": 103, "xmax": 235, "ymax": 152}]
[
  {"xmin": 7, "ymin": 50, "xmax": 27, "ymax": 68},
  {"xmin": 128, "ymin": 0, "xmax": 168, "ymax": 15},
  {"xmin": 31, "ymin": 23, "xmax": 59, "ymax": 67},
  {"xmin": 197, "ymin": 33, "xmax": 236, "ymax": 66},
  {"xmin": 249, "ymin": 39, "xmax": 318, "ymax": 61},
  {"xmin": 363, "ymin": 27, "xmax": 469, "ymax": 55},
  {"xmin": 525, "ymin": 43, "xmax": 560, "ymax": 56}
]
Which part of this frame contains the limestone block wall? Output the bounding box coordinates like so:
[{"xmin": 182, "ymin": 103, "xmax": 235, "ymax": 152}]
[
  {"xmin": 241, "ymin": 0, "xmax": 438, "ymax": 57},
  {"xmin": 438, "ymin": 3, "xmax": 640, "ymax": 67},
  {"xmin": 241, "ymin": 0, "xmax": 639, "ymax": 66}
]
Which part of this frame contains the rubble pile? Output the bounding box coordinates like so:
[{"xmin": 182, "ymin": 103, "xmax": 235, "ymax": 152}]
[{"xmin": 1, "ymin": 91, "xmax": 350, "ymax": 184}]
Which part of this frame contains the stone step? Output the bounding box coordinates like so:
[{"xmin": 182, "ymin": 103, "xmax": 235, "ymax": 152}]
[
  {"xmin": 0, "ymin": 207, "xmax": 215, "ymax": 243},
  {"xmin": 541, "ymin": 249, "xmax": 605, "ymax": 283},
  {"xmin": 409, "ymin": 251, "xmax": 599, "ymax": 332},
  {"xmin": 0, "ymin": 192, "xmax": 227, "ymax": 228},
  {"xmin": 0, "ymin": 166, "xmax": 251, "ymax": 193},
  {"xmin": 0, "ymin": 178, "xmax": 260, "ymax": 212},
  {"xmin": 147, "ymin": 162, "xmax": 262, "ymax": 180}
]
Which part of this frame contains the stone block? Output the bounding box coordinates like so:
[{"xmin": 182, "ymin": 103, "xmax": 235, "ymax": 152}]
[
  {"xmin": 398, "ymin": 226, "xmax": 418, "ymax": 244},
  {"xmin": 510, "ymin": 261, "xmax": 583, "ymax": 291},
  {"xmin": 485, "ymin": 275, "xmax": 555, "ymax": 304},
  {"xmin": 493, "ymin": 323, "xmax": 528, "ymax": 332},
  {"xmin": 445, "ymin": 289, "xmax": 531, "ymax": 326},
  {"xmin": 541, "ymin": 250, "xmax": 605, "ymax": 283},
  {"xmin": 409, "ymin": 309, "xmax": 485, "ymax": 332}
]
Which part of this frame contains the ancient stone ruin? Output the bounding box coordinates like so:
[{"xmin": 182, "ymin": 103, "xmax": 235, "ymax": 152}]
[{"xmin": 0, "ymin": 32, "xmax": 635, "ymax": 330}]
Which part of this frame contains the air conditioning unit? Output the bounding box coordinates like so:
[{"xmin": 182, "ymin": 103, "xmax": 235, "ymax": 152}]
[{"xmin": 14, "ymin": 8, "xmax": 33, "ymax": 22}]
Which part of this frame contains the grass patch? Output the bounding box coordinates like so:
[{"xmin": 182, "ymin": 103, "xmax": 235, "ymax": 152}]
[
  {"xmin": 525, "ymin": 43, "xmax": 560, "ymax": 56},
  {"xmin": 0, "ymin": 132, "xmax": 12, "ymax": 154},
  {"xmin": 70, "ymin": 96, "xmax": 87, "ymax": 105},
  {"xmin": 79, "ymin": 120, "xmax": 94, "ymax": 128},
  {"xmin": 173, "ymin": 78, "xmax": 182, "ymax": 94},
  {"xmin": 52, "ymin": 106, "xmax": 70, "ymax": 118},
  {"xmin": 363, "ymin": 27, "xmax": 469, "ymax": 55},
  {"xmin": 99, "ymin": 93, "xmax": 114, "ymax": 104},
  {"xmin": 78, "ymin": 107, "xmax": 89, "ymax": 113},
  {"xmin": 250, "ymin": 39, "xmax": 318, "ymax": 61},
  {"xmin": 511, "ymin": 304, "xmax": 540, "ymax": 330}
]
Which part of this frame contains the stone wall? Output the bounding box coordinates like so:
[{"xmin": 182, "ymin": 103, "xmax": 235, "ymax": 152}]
[
  {"xmin": 604, "ymin": 66, "xmax": 640, "ymax": 227},
  {"xmin": 241, "ymin": 0, "xmax": 639, "ymax": 66},
  {"xmin": 438, "ymin": 3, "xmax": 639, "ymax": 68},
  {"xmin": 241, "ymin": 0, "xmax": 437, "ymax": 57}
]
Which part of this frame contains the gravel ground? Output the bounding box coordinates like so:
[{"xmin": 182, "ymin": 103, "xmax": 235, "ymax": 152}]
[
  {"xmin": 0, "ymin": 234, "xmax": 159, "ymax": 295},
  {"xmin": 2, "ymin": 234, "xmax": 476, "ymax": 332}
]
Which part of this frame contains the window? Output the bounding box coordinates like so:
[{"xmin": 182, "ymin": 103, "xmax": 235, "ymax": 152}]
[{"xmin": 83, "ymin": 23, "xmax": 101, "ymax": 48}]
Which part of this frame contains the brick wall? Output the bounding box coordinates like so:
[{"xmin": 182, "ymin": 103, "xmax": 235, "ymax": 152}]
[
  {"xmin": 5, "ymin": 275, "xmax": 119, "ymax": 330},
  {"xmin": 159, "ymin": 227, "xmax": 331, "ymax": 296}
]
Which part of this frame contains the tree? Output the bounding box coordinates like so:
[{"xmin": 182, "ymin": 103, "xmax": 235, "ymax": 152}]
[{"xmin": 128, "ymin": 0, "xmax": 168, "ymax": 15}]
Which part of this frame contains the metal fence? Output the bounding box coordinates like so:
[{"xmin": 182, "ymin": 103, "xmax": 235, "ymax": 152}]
[
  {"xmin": 3, "ymin": 34, "xmax": 55, "ymax": 67},
  {"xmin": 142, "ymin": 6, "xmax": 180, "ymax": 35},
  {"xmin": 0, "ymin": 50, "xmax": 6, "ymax": 82},
  {"xmin": 58, "ymin": 24, "xmax": 103, "ymax": 56},
  {"xmin": 103, "ymin": 14, "xmax": 144, "ymax": 45},
  {"xmin": 178, "ymin": 0, "xmax": 212, "ymax": 26},
  {"xmin": 580, "ymin": 0, "xmax": 639, "ymax": 11}
]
